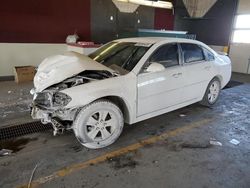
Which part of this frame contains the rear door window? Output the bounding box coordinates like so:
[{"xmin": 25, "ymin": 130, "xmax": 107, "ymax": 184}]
[{"xmin": 180, "ymin": 43, "xmax": 205, "ymax": 63}]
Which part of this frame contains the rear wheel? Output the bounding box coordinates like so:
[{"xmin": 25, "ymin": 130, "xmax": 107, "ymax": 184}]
[
  {"xmin": 73, "ymin": 100, "xmax": 124, "ymax": 149},
  {"xmin": 200, "ymin": 78, "xmax": 221, "ymax": 107}
]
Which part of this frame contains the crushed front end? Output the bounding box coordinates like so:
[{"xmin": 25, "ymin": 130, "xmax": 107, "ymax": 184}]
[
  {"xmin": 31, "ymin": 70, "xmax": 115, "ymax": 135},
  {"xmin": 31, "ymin": 87, "xmax": 77, "ymax": 135}
]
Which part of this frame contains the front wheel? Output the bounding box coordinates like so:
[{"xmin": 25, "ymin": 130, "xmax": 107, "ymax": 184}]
[
  {"xmin": 73, "ymin": 100, "xmax": 124, "ymax": 149},
  {"xmin": 200, "ymin": 78, "xmax": 221, "ymax": 107}
]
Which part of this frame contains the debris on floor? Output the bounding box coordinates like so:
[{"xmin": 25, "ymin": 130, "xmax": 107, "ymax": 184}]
[
  {"xmin": 152, "ymin": 160, "xmax": 159, "ymax": 164},
  {"xmin": 179, "ymin": 114, "xmax": 187, "ymax": 117},
  {"xmin": 28, "ymin": 163, "xmax": 39, "ymax": 188},
  {"xmin": 164, "ymin": 140, "xmax": 213, "ymax": 151},
  {"xmin": 181, "ymin": 141, "xmax": 211, "ymax": 149},
  {"xmin": 0, "ymin": 149, "xmax": 12, "ymax": 156},
  {"xmin": 209, "ymin": 140, "xmax": 222, "ymax": 146},
  {"xmin": 229, "ymin": 139, "xmax": 240, "ymax": 145},
  {"xmin": 162, "ymin": 138, "xmax": 222, "ymax": 150},
  {"xmin": 209, "ymin": 138, "xmax": 223, "ymax": 146}
]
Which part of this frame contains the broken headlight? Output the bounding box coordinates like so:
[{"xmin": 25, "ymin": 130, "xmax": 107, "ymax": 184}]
[
  {"xmin": 34, "ymin": 92, "xmax": 52, "ymax": 108},
  {"xmin": 53, "ymin": 92, "xmax": 71, "ymax": 107}
]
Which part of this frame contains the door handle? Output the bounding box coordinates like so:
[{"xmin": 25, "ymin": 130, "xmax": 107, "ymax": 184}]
[{"xmin": 172, "ymin": 73, "xmax": 182, "ymax": 78}]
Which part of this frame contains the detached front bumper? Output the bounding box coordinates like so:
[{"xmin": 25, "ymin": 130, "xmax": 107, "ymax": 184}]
[
  {"xmin": 30, "ymin": 103, "xmax": 78, "ymax": 124},
  {"xmin": 30, "ymin": 87, "xmax": 76, "ymax": 123},
  {"xmin": 31, "ymin": 104, "xmax": 78, "ymax": 135},
  {"xmin": 30, "ymin": 105, "xmax": 52, "ymax": 124}
]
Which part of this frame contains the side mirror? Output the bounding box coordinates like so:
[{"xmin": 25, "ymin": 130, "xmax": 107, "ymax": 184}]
[{"xmin": 146, "ymin": 62, "xmax": 165, "ymax": 73}]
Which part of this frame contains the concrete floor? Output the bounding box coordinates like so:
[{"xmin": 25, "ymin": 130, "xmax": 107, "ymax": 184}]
[
  {"xmin": 0, "ymin": 73, "xmax": 250, "ymax": 188},
  {"xmin": 231, "ymin": 72, "xmax": 250, "ymax": 83},
  {"xmin": 0, "ymin": 81, "xmax": 33, "ymax": 127}
]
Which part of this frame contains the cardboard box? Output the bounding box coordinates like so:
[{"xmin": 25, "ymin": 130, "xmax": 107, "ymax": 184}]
[{"xmin": 14, "ymin": 66, "xmax": 36, "ymax": 83}]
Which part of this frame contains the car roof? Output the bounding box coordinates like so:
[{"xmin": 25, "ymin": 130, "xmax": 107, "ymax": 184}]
[
  {"xmin": 114, "ymin": 37, "xmax": 203, "ymax": 45},
  {"xmin": 114, "ymin": 37, "xmax": 217, "ymax": 55}
]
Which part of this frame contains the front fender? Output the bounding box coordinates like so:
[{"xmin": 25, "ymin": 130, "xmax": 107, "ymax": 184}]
[
  {"xmin": 61, "ymin": 75, "xmax": 136, "ymax": 124},
  {"xmin": 63, "ymin": 87, "xmax": 126, "ymax": 109}
]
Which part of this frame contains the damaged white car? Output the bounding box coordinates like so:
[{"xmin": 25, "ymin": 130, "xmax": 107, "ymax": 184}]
[{"xmin": 31, "ymin": 37, "xmax": 231, "ymax": 149}]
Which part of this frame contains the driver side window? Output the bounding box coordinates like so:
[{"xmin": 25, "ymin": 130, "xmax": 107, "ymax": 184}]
[{"xmin": 149, "ymin": 43, "xmax": 179, "ymax": 68}]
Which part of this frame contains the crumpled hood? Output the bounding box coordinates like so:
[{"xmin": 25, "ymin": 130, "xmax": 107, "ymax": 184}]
[{"xmin": 34, "ymin": 52, "xmax": 114, "ymax": 92}]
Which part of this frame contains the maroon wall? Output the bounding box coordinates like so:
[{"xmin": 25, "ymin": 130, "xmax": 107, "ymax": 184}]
[
  {"xmin": 0, "ymin": 0, "xmax": 91, "ymax": 43},
  {"xmin": 154, "ymin": 8, "xmax": 174, "ymax": 30}
]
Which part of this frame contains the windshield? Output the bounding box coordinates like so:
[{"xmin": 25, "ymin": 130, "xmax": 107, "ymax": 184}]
[{"xmin": 88, "ymin": 42, "xmax": 151, "ymax": 74}]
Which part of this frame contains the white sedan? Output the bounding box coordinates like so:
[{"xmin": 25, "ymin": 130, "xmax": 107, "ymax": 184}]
[{"xmin": 31, "ymin": 37, "xmax": 231, "ymax": 149}]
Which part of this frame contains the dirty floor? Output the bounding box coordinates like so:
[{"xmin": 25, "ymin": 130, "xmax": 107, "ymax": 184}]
[
  {"xmin": 0, "ymin": 81, "xmax": 33, "ymax": 127},
  {"xmin": 0, "ymin": 73, "xmax": 250, "ymax": 188}
]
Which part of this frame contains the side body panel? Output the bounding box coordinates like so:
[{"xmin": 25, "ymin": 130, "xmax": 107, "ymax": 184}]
[
  {"xmin": 216, "ymin": 55, "xmax": 232, "ymax": 88},
  {"xmin": 133, "ymin": 42, "xmax": 231, "ymax": 124},
  {"xmin": 137, "ymin": 65, "xmax": 185, "ymax": 117},
  {"xmin": 62, "ymin": 73, "xmax": 137, "ymax": 124},
  {"xmin": 57, "ymin": 40, "xmax": 231, "ymax": 125},
  {"xmin": 182, "ymin": 60, "xmax": 216, "ymax": 102}
]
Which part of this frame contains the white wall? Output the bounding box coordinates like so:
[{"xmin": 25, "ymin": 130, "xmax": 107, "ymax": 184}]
[
  {"xmin": 238, "ymin": 0, "xmax": 250, "ymax": 14},
  {"xmin": 209, "ymin": 45, "xmax": 224, "ymax": 52},
  {"xmin": 229, "ymin": 0, "xmax": 250, "ymax": 74},
  {"xmin": 230, "ymin": 44, "xmax": 250, "ymax": 73},
  {"xmin": 0, "ymin": 43, "xmax": 66, "ymax": 77}
]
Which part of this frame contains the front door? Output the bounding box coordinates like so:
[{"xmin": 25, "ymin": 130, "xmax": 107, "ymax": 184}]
[{"xmin": 137, "ymin": 43, "xmax": 185, "ymax": 116}]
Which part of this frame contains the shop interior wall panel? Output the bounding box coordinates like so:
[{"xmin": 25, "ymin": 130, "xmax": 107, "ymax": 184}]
[
  {"xmin": 154, "ymin": 8, "xmax": 174, "ymax": 30},
  {"xmin": 174, "ymin": 0, "xmax": 238, "ymax": 46},
  {"xmin": 91, "ymin": 0, "xmax": 154, "ymax": 44},
  {"xmin": 0, "ymin": 0, "xmax": 91, "ymax": 43}
]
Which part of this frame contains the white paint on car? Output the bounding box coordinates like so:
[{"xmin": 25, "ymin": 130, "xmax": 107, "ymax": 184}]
[{"xmin": 30, "ymin": 37, "xmax": 232, "ymax": 148}]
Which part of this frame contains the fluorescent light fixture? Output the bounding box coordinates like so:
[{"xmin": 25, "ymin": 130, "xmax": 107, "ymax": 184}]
[{"xmin": 115, "ymin": 0, "xmax": 173, "ymax": 9}]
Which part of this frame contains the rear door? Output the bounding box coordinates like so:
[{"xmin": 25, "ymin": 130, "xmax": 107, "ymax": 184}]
[{"xmin": 180, "ymin": 43, "xmax": 215, "ymax": 101}]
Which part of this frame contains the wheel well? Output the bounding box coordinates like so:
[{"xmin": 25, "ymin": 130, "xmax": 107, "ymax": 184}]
[
  {"xmin": 214, "ymin": 75, "xmax": 223, "ymax": 88},
  {"xmin": 97, "ymin": 96, "xmax": 130, "ymax": 123}
]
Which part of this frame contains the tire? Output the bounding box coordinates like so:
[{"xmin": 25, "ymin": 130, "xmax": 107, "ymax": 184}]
[
  {"xmin": 73, "ymin": 100, "xmax": 124, "ymax": 149},
  {"xmin": 200, "ymin": 78, "xmax": 221, "ymax": 107}
]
